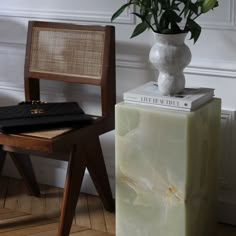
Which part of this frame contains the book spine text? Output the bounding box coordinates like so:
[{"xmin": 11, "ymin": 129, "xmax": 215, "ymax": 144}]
[{"xmin": 124, "ymin": 94, "xmax": 191, "ymax": 109}]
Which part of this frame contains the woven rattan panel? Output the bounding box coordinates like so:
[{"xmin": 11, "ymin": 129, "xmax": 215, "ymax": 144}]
[{"xmin": 29, "ymin": 27, "xmax": 105, "ymax": 80}]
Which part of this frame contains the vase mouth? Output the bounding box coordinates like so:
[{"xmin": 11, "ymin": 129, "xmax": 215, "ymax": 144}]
[{"xmin": 153, "ymin": 32, "xmax": 188, "ymax": 45}]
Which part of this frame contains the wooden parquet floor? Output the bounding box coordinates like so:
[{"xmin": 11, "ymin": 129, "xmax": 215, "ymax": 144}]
[{"xmin": 0, "ymin": 176, "xmax": 115, "ymax": 236}]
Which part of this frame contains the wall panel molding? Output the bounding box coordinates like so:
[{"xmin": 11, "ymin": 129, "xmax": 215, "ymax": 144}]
[
  {"xmin": 184, "ymin": 65, "xmax": 236, "ymax": 78},
  {"xmin": 0, "ymin": 42, "xmax": 25, "ymax": 55},
  {"xmin": 0, "ymin": 1, "xmax": 234, "ymax": 29},
  {"xmin": 0, "ymin": 8, "xmax": 134, "ymax": 24},
  {"xmin": 0, "ymin": 42, "xmax": 236, "ymax": 80},
  {"xmin": 0, "ymin": 81, "xmax": 68, "ymax": 100},
  {"xmin": 0, "ymin": 0, "xmax": 135, "ymax": 24},
  {"xmin": 116, "ymin": 56, "xmax": 236, "ymax": 79},
  {"xmin": 197, "ymin": 0, "xmax": 235, "ymax": 30}
]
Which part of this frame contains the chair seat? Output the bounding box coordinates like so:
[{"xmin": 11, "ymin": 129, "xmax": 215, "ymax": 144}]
[
  {"xmin": 0, "ymin": 116, "xmax": 105, "ymax": 153},
  {"xmin": 22, "ymin": 127, "xmax": 73, "ymax": 139},
  {"xmin": 0, "ymin": 126, "xmax": 89, "ymax": 153}
]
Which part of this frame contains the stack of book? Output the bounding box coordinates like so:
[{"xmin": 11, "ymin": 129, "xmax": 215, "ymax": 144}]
[{"xmin": 123, "ymin": 81, "xmax": 215, "ymax": 111}]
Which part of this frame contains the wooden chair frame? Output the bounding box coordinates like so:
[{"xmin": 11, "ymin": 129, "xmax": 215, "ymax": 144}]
[{"xmin": 0, "ymin": 21, "xmax": 115, "ymax": 236}]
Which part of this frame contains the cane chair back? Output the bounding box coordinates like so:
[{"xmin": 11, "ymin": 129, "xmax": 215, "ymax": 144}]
[{"xmin": 25, "ymin": 21, "xmax": 115, "ymax": 125}]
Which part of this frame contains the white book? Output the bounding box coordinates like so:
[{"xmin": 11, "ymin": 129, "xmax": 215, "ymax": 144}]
[
  {"xmin": 123, "ymin": 81, "xmax": 214, "ymax": 111},
  {"xmin": 124, "ymin": 100, "xmax": 191, "ymax": 111},
  {"xmin": 124, "ymin": 94, "xmax": 213, "ymax": 111}
]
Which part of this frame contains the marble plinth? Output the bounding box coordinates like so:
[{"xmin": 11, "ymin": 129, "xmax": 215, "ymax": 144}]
[{"xmin": 115, "ymin": 99, "xmax": 221, "ymax": 236}]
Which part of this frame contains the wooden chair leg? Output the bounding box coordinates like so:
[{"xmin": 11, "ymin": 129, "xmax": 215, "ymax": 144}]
[
  {"xmin": 0, "ymin": 146, "xmax": 7, "ymax": 173},
  {"xmin": 58, "ymin": 145, "xmax": 86, "ymax": 236},
  {"xmin": 86, "ymin": 135, "xmax": 115, "ymax": 212},
  {"xmin": 8, "ymin": 152, "xmax": 40, "ymax": 197}
]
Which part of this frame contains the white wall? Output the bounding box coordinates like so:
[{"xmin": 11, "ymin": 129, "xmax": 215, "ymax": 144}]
[{"xmin": 0, "ymin": 0, "xmax": 235, "ymax": 224}]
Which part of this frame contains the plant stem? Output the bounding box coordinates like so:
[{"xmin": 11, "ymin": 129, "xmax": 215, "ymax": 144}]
[
  {"xmin": 151, "ymin": 2, "xmax": 160, "ymax": 32},
  {"xmin": 144, "ymin": 16, "xmax": 157, "ymax": 32},
  {"xmin": 192, "ymin": 12, "xmax": 202, "ymax": 21},
  {"xmin": 184, "ymin": 9, "xmax": 194, "ymax": 31},
  {"xmin": 179, "ymin": 7, "xmax": 186, "ymax": 17}
]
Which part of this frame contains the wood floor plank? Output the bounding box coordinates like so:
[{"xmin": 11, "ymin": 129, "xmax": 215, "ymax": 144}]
[
  {"xmin": 4, "ymin": 178, "xmax": 21, "ymax": 210},
  {"xmin": 103, "ymin": 209, "xmax": 115, "ymax": 234},
  {"xmin": 0, "ymin": 215, "xmax": 56, "ymax": 233},
  {"xmin": 75, "ymin": 193, "xmax": 91, "ymax": 228},
  {"xmin": 0, "ymin": 222, "xmax": 59, "ymax": 236},
  {"xmin": 0, "ymin": 222, "xmax": 87, "ymax": 236},
  {"xmin": 0, "ymin": 211, "xmax": 28, "ymax": 220},
  {"xmin": 87, "ymin": 195, "xmax": 107, "ymax": 232},
  {"xmin": 16, "ymin": 182, "xmax": 32, "ymax": 213},
  {"xmin": 31, "ymin": 185, "xmax": 46, "ymax": 216},
  {"xmin": 0, "ymin": 208, "xmax": 13, "ymax": 214},
  {"xmin": 44, "ymin": 185, "xmax": 62, "ymax": 219},
  {"xmin": 0, "ymin": 177, "xmax": 9, "ymax": 208},
  {"xmin": 71, "ymin": 229, "xmax": 114, "ymax": 236},
  {"xmin": 27, "ymin": 224, "xmax": 87, "ymax": 236}
]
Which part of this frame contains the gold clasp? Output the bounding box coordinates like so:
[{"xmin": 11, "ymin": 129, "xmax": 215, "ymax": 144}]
[{"xmin": 30, "ymin": 108, "xmax": 45, "ymax": 114}]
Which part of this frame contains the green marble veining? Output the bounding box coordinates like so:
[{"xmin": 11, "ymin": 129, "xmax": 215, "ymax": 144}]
[{"xmin": 115, "ymin": 99, "xmax": 221, "ymax": 236}]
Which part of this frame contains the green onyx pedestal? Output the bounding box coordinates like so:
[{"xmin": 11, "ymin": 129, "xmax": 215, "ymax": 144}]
[{"xmin": 115, "ymin": 98, "xmax": 221, "ymax": 236}]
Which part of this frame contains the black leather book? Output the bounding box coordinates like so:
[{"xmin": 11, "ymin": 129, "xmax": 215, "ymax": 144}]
[{"xmin": 0, "ymin": 102, "xmax": 94, "ymax": 133}]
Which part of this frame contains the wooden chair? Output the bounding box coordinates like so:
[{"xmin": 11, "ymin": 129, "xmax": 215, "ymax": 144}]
[{"xmin": 0, "ymin": 21, "xmax": 115, "ymax": 236}]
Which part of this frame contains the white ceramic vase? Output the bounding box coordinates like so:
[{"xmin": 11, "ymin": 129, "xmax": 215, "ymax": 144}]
[{"xmin": 149, "ymin": 33, "xmax": 191, "ymax": 95}]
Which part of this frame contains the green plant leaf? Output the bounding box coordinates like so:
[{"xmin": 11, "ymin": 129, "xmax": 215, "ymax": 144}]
[
  {"xmin": 132, "ymin": 12, "xmax": 156, "ymax": 32},
  {"xmin": 184, "ymin": 0, "xmax": 191, "ymax": 17},
  {"xmin": 171, "ymin": 21, "xmax": 182, "ymax": 34},
  {"xmin": 111, "ymin": 3, "xmax": 131, "ymax": 22},
  {"xmin": 130, "ymin": 21, "xmax": 149, "ymax": 38},
  {"xmin": 160, "ymin": 10, "xmax": 182, "ymax": 33},
  {"xmin": 111, "ymin": 0, "xmax": 219, "ymax": 42},
  {"xmin": 188, "ymin": 2, "xmax": 200, "ymax": 15},
  {"xmin": 160, "ymin": 11, "xmax": 169, "ymax": 30},
  {"xmin": 187, "ymin": 19, "xmax": 201, "ymax": 43}
]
